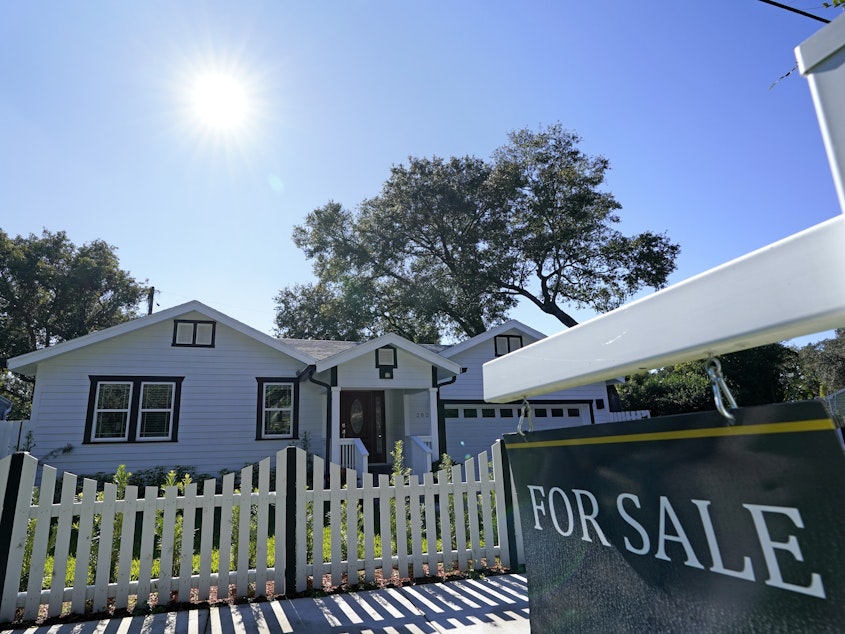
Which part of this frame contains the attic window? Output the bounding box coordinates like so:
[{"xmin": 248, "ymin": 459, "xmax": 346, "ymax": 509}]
[
  {"xmin": 376, "ymin": 345, "xmax": 398, "ymax": 379},
  {"xmin": 172, "ymin": 320, "xmax": 216, "ymax": 347},
  {"xmin": 494, "ymin": 335, "xmax": 523, "ymax": 357}
]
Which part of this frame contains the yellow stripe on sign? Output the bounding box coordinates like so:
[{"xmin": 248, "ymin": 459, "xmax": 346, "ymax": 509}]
[{"xmin": 507, "ymin": 419, "xmax": 836, "ymax": 449}]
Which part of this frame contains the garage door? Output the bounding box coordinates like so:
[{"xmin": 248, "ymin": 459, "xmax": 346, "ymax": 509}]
[{"xmin": 443, "ymin": 403, "xmax": 589, "ymax": 462}]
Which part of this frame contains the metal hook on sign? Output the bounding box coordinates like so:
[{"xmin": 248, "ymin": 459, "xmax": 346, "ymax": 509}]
[
  {"xmin": 705, "ymin": 358, "xmax": 738, "ymax": 425},
  {"xmin": 517, "ymin": 398, "xmax": 534, "ymax": 435}
]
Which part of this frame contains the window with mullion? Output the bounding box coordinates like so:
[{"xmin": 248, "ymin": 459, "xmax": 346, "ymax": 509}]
[
  {"xmin": 257, "ymin": 378, "xmax": 299, "ymax": 439},
  {"xmin": 86, "ymin": 376, "xmax": 183, "ymax": 443},
  {"xmin": 136, "ymin": 382, "xmax": 175, "ymax": 440},
  {"xmin": 494, "ymin": 334, "xmax": 523, "ymax": 357},
  {"xmin": 93, "ymin": 381, "xmax": 132, "ymax": 441}
]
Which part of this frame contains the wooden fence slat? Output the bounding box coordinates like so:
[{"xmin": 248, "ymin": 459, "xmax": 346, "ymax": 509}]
[
  {"xmin": 361, "ymin": 472, "xmax": 375, "ymax": 582},
  {"xmin": 491, "ymin": 440, "xmax": 510, "ymax": 569},
  {"xmin": 477, "ymin": 450, "xmax": 496, "ymax": 566},
  {"xmin": 310, "ymin": 456, "xmax": 325, "ymax": 590},
  {"xmin": 135, "ymin": 486, "xmax": 159, "ymax": 607},
  {"xmin": 255, "ymin": 458, "xmax": 271, "ymax": 596},
  {"xmin": 423, "ymin": 472, "xmax": 438, "ymax": 574},
  {"xmin": 437, "ymin": 469, "xmax": 455, "ymax": 572},
  {"xmin": 394, "ymin": 473, "xmax": 409, "ymax": 579},
  {"xmin": 71, "ymin": 478, "xmax": 97, "ymax": 613},
  {"xmin": 273, "ymin": 449, "xmax": 287, "ymax": 594},
  {"xmin": 93, "ymin": 483, "xmax": 118, "ymax": 612},
  {"xmin": 157, "ymin": 485, "xmax": 178, "ymax": 602},
  {"xmin": 217, "ymin": 472, "xmax": 235, "ymax": 597},
  {"xmin": 47, "ymin": 471, "xmax": 78, "ymax": 616},
  {"xmin": 235, "ymin": 465, "xmax": 253, "ymax": 595},
  {"xmin": 451, "ymin": 464, "xmax": 468, "ymax": 571},
  {"xmin": 114, "ymin": 486, "xmax": 138, "ymax": 610},
  {"xmin": 464, "ymin": 458, "xmax": 482, "ymax": 571},
  {"xmin": 198, "ymin": 478, "xmax": 216, "ymax": 601},
  {"xmin": 376, "ymin": 474, "xmax": 393, "ymax": 582},
  {"xmin": 295, "ymin": 450, "xmax": 311, "ymax": 593},
  {"xmin": 177, "ymin": 482, "xmax": 197, "ymax": 602},
  {"xmin": 408, "ymin": 475, "xmax": 423, "ymax": 577},
  {"xmin": 345, "ymin": 468, "xmax": 360, "ymax": 584},
  {"xmin": 329, "ymin": 462, "xmax": 343, "ymax": 587},
  {"xmin": 23, "ymin": 464, "xmax": 57, "ymax": 620}
]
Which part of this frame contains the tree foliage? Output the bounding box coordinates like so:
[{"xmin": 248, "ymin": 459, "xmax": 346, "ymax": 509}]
[
  {"xmin": 617, "ymin": 344, "xmax": 801, "ymax": 417},
  {"xmin": 276, "ymin": 124, "xmax": 680, "ymax": 341},
  {"xmin": 1, "ymin": 229, "xmax": 146, "ymax": 417},
  {"xmin": 796, "ymin": 330, "xmax": 845, "ymax": 397}
]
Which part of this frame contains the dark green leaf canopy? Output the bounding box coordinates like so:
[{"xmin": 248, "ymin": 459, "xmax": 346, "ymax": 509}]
[
  {"xmin": 276, "ymin": 124, "xmax": 680, "ymax": 341},
  {"xmin": 1, "ymin": 229, "xmax": 146, "ymax": 417}
]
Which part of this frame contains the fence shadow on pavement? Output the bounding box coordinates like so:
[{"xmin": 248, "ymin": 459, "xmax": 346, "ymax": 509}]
[{"xmin": 1, "ymin": 574, "xmax": 529, "ymax": 634}]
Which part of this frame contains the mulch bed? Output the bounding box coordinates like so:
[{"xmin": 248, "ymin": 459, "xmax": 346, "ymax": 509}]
[{"xmin": 7, "ymin": 563, "xmax": 513, "ymax": 629}]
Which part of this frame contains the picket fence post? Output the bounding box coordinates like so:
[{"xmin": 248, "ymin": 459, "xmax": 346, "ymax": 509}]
[{"xmin": 0, "ymin": 453, "xmax": 37, "ymax": 623}]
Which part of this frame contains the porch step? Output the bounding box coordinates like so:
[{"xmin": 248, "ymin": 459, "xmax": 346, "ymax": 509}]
[{"xmin": 368, "ymin": 463, "xmax": 392, "ymax": 476}]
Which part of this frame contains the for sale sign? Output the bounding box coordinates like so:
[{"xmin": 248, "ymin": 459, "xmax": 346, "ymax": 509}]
[{"xmin": 503, "ymin": 401, "xmax": 845, "ymax": 633}]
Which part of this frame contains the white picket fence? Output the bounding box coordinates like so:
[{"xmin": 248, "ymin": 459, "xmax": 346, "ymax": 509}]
[{"xmin": 0, "ymin": 441, "xmax": 521, "ymax": 624}]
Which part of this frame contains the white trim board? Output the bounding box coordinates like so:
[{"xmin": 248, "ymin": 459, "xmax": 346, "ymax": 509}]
[{"xmin": 483, "ymin": 215, "xmax": 845, "ymax": 402}]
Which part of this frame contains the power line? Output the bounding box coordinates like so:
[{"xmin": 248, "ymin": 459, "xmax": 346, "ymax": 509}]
[{"xmin": 758, "ymin": 0, "xmax": 831, "ymax": 23}]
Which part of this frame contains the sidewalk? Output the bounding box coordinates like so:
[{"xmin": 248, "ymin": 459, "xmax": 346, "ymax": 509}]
[{"xmin": 3, "ymin": 574, "xmax": 529, "ymax": 634}]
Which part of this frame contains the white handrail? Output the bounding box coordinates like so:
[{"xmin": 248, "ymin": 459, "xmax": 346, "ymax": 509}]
[
  {"xmin": 408, "ymin": 435, "xmax": 433, "ymax": 474},
  {"xmin": 338, "ymin": 438, "xmax": 369, "ymax": 477}
]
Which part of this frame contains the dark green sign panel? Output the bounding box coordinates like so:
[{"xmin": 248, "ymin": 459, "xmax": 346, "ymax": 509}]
[{"xmin": 503, "ymin": 401, "xmax": 845, "ymax": 633}]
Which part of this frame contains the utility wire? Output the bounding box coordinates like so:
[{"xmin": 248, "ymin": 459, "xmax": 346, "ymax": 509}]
[{"xmin": 758, "ymin": 0, "xmax": 830, "ymax": 23}]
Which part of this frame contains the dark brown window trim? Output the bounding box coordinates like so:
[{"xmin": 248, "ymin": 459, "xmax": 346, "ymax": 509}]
[
  {"xmin": 375, "ymin": 345, "xmax": 398, "ymax": 379},
  {"xmin": 255, "ymin": 377, "xmax": 300, "ymax": 440},
  {"xmin": 83, "ymin": 375, "xmax": 183, "ymax": 444},
  {"xmin": 172, "ymin": 320, "xmax": 216, "ymax": 347},
  {"xmin": 494, "ymin": 335, "xmax": 523, "ymax": 357}
]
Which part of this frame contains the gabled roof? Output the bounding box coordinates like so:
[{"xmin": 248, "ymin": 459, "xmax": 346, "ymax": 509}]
[
  {"xmin": 313, "ymin": 332, "xmax": 463, "ymax": 375},
  {"xmin": 8, "ymin": 300, "xmax": 316, "ymax": 376},
  {"xmin": 280, "ymin": 339, "xmax": 359, "ymax": 362},
  {"xmin": 439, "ymin": 319, "xmax": 546, "ymax": 359}
]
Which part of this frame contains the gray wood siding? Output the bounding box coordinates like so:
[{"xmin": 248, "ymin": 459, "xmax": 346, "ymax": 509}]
[
  {"xmin": 440, "ymin": 330, "xmax": 608, "ymax": 407},
  {"xmin": 336, "ymin": 349, "xmax": 433, "ymax": 389},
  {"xmin": 27, "ymin": 314, "xmax": 321, "ymax": 478}
]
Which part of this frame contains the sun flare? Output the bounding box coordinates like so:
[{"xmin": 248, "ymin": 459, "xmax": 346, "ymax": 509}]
[{"xmin": 191, "ymin": 72, "xmax": 249, "ymax": 130}]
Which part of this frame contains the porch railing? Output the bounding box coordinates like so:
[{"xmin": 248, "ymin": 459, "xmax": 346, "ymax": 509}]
[
  {"xmin": 408, "ymin": 435, "xmax": 433, "ymax": 474},
  {"xmin": 337, "ymin": 437, "xmax": 369, "ymax": 478}
]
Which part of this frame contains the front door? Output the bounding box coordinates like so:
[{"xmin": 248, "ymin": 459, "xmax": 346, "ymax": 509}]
[{"xmin": 340, "ymin": 391, "xmax": 387, "ymax": 463}]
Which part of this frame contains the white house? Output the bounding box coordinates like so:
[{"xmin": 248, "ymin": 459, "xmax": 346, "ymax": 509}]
[{"xmin": 6, "ymin": 301, "xmax": 644, "ymax": 479}]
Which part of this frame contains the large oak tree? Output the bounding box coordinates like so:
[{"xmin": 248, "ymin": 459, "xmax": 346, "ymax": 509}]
[
  {"xmin": 276, "ymin": 124, "xmax": 680, "ymax": 341},
  {"xmin": 1, "ymin": 229, "xmax": 146, "ymax": 417}
]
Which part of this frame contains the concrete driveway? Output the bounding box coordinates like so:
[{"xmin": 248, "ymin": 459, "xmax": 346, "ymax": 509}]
[{"xmin": 3, "ymin": 574, "xmax": 529, "ymax": 634}]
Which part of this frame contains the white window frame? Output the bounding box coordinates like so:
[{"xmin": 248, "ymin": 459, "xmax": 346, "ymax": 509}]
[
  {"xmin": 92, "ymin": 381, "xmax": 133, "ymax": 442},
  {"xmin": 135, "ymin": 381, "xmax": 177, "ymax": 441},
  {"xmin": 261, "ymin": 381, "xmax": 295, "ymax": 439}
]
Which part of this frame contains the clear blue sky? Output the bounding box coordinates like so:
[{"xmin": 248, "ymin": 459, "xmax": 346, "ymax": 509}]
[{"xmin": 1, "ymin": 2, "xmax": 841, "ymax": 343}]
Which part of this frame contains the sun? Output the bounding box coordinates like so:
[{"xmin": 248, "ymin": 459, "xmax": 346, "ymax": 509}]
[{"xmin": 191, "ymin": 72, "xmax": 249, "ymax": 130}]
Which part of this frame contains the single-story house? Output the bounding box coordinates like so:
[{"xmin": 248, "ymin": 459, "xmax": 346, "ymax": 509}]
[{"xmin": 6, "ymin": 301, "xmax": 646, "ymax": 479}]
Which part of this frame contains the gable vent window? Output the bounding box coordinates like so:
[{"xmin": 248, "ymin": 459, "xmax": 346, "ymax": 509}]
[
  {"xmin": 172, "ymin": 320, "xmax": 216, "ymax": 347},
  {"xmin": 375, "ymin": 345, "xmax": 398, "ymax": 379},
  {"xmin": 494, "ymin": 335, "xmax": 523, "ymax": 357}
]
